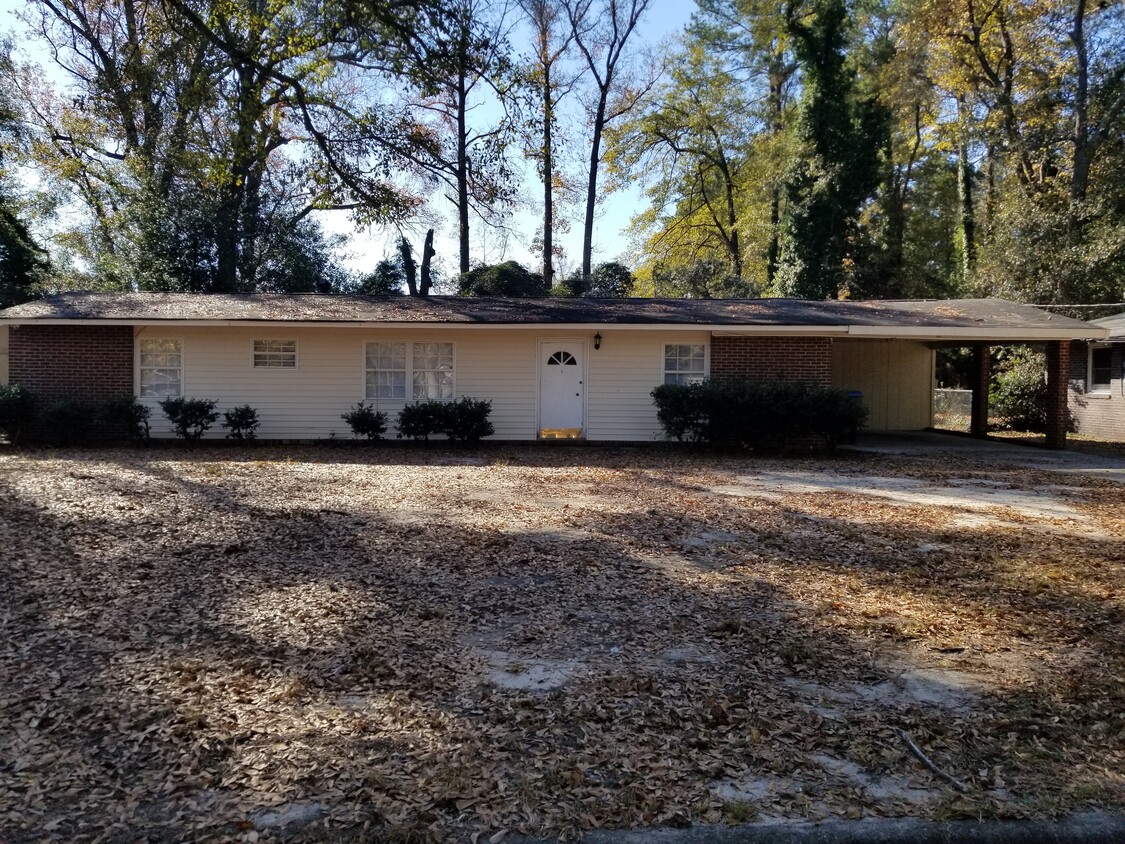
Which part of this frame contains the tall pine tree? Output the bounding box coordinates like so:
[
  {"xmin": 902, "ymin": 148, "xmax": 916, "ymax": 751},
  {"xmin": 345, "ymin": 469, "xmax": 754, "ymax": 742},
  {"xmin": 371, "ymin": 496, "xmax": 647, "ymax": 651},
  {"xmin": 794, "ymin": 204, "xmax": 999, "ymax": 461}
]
[{"xmin": 774, "ymin": 0, "xmax": 885, "ymax": 299}]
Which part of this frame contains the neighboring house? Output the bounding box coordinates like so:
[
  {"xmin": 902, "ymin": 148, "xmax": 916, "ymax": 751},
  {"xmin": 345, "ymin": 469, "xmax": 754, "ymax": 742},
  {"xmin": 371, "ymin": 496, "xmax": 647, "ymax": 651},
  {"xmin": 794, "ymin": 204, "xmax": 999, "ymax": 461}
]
[
  {"xmin": 0, "ymin": 293, "xmax": 1105, "ymax": 446},
  {"xmin": 1070, "ymin": 312, "xmax": 1125, "ymax": 441},
  {"xmin": 0, "ymin": 324, "xmax": 7, "ymax": 386}
]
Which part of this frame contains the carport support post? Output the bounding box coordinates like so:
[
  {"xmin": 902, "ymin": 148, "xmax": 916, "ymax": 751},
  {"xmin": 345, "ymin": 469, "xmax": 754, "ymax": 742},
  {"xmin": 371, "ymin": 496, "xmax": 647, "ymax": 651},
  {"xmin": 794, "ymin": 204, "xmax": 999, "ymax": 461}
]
[
  {"xmin": 1045, "ymin": 341, "xmax": 1070, "ymax": 450},
  {"xmin": 970, "ymin": 344, "xmax": 990, "ymax": 438}
]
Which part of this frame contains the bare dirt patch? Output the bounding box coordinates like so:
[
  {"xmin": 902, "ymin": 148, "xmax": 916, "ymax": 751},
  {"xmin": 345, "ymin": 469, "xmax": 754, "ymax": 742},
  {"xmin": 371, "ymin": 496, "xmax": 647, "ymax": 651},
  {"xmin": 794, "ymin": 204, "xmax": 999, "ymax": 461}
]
[{"xmin": 0, "ymin": 445, "xmax": 1122, "ymax": 842}]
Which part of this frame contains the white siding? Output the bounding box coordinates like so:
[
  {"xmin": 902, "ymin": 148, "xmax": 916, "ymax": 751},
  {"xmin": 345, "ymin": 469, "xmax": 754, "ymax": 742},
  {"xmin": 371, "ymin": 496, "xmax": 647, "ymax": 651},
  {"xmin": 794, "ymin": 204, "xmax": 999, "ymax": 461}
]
[
  {"xmin": 135, "ymin": 326, "xmax": 700, "ymax": 441},
  {"xmin": 588, "ymin": 330, "xmax": 709, "ymax": 440},
  {"xmin": 832, "ymin": 339, "xmax": 933, "ymax": 430},
  {"xmin": 0, "ymin": 325, "xmax": 7, "ymax": 386}
]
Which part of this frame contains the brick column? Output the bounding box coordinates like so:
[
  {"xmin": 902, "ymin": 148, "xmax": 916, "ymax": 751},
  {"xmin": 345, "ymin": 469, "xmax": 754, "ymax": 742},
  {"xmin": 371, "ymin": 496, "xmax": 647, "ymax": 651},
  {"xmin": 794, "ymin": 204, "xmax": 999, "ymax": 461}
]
[
  {"xmin": 1044, "ymin": 340, "xmax": 1070, "ymax": 450},
  {"xmin": 970, "ymin": 344, "xmax": 990, "ymax": 438}
]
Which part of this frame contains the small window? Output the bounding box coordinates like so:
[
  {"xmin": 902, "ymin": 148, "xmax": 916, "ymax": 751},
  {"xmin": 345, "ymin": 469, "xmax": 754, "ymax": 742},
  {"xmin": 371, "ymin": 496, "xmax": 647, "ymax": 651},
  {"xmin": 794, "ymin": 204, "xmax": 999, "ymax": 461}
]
[
  {"xmin": 253, "ymin": 339, "xmax": 297, "ymax": 368},
  {"xmin": 664, "ymin": 344, "xmax": 706, "ymax": 385},
  {"xmin": 139, "ymin": 339, "xmax": 183, "ymax": 397},
  {"xmin": 365, "ymin": 342, "xmax": 407, "ymax": 400},
  {"xmin": 1089, "ymin": 345, "xmax": 1113, "ymax": 392},
  {"xmin": 548, "ymin": 351, "xmax": 577, "ymax": 366},
  {"xmin": 412, "ymin": 342, "xmax": 454, "ymax": 400}
]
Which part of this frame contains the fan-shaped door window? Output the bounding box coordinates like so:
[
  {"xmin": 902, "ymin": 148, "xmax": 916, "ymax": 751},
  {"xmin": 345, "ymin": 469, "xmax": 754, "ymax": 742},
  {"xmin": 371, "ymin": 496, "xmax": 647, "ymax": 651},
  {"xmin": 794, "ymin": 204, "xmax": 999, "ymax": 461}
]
[{"xmin": 548, "ymin": 351, "xmax": 577, "ymax": 366}]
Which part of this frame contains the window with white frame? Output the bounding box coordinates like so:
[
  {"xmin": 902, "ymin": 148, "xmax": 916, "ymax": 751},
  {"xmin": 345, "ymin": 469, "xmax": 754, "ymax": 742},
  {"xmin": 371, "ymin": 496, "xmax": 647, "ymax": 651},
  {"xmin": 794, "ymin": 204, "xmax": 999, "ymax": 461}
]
[
  {"xmin": 139, "ymin": 339, "xmax": 183, "ymax": 397},
  {"xmin": 663, "ymin": 343, "xmax": 706, "ymax": 385},
  {"xmin": 253, "ymin": 339, "xmax": 297, "ymax": 368},
  {"xmin": 365, "ymin": 342, "xmax": 455, "ymax": 401},
  {"xmin": 365, "ymin": 342, "xmax": 407, "ymax": 400},
  {"xmin": 412, "ymin": 342, "xmax": 455, "ymax": 400},
  {"xmin": 1089, "ymin": 345, "xmax": 1113, "ymax": 392}
]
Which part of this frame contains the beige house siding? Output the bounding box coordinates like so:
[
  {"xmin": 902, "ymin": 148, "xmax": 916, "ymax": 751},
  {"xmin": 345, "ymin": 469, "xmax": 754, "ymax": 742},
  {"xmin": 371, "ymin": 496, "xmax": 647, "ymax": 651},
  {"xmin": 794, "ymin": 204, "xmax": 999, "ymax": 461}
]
[
  {"xmin": 135, "ymin": 326, "xmax": 708, "ymax": 441},
  {"xmin": 0, "ymin": 324, "xmax": 8, "ymax": 385},
  {"xmin": 832, "ymin": 339, "xmax": 933, "ymax": 430}
]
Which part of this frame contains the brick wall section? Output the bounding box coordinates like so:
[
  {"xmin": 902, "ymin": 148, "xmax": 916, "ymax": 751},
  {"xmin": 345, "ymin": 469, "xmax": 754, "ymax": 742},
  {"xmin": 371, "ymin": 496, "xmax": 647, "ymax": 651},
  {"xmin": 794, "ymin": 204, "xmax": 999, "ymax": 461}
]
[
  {"xmin": 1069, "ymin": 340, "xmax": 1125, "ymax": 441},
  {"xmin": 10, "ymin": 326, "xmax": 134, "ymax": 439},
  {"xmin": 710, "ymin": 337, "xmax": 832, "ymax": 384}
]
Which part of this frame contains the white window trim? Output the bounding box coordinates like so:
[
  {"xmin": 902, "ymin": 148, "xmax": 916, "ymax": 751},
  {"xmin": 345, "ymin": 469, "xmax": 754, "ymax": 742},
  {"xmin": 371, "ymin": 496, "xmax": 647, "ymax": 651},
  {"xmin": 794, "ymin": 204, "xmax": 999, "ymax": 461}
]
[
  {"xmin": 661, "ymin": 341, "xmax": 709, "ymax": 385},
  {"xmin": 1088, "ymin": 343, "xmax": 1113, "ymax": 394},
  {"xmin": 136, "ymin": 336, "xmax": 185, "ymax": 399},
  {"xmin": 363, "ymin": 340, "xmax": 457, "ymax": 404},
  {"xmin": 251, "ymin": 338, "xmax": 299, "ymax": 370}
]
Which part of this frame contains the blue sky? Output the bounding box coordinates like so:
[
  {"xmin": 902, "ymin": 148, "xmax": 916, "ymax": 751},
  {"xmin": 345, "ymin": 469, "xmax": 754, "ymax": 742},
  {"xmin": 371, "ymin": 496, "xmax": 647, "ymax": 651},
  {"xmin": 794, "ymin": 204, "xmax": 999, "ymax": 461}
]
[{"xmin": 1, "ymin": 0, "xmax": 697, "ymax": 280}]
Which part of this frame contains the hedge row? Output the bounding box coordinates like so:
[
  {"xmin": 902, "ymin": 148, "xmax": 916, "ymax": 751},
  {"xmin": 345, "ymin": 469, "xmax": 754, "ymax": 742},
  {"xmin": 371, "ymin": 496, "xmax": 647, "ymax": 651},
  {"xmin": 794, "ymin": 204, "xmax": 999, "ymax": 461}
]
[
  {"xmin": 341, "ymin": 397, "xmax": 494, "ymax": 444},
  {"xmin": 651, "ymin": 378, "xmax": 867, "ymax": 450},
  {"xmin": 0, "ymin": 384, "xmax": 496, "ymax": 447}
]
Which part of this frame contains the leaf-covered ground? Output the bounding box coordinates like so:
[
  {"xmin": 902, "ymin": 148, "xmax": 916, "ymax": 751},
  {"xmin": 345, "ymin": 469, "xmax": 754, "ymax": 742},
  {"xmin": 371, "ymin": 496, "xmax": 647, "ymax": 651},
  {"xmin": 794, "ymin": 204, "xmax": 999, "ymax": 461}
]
[{"xmin": 0, "ymin": 445, "xmax": 1122, "ymax": 842}]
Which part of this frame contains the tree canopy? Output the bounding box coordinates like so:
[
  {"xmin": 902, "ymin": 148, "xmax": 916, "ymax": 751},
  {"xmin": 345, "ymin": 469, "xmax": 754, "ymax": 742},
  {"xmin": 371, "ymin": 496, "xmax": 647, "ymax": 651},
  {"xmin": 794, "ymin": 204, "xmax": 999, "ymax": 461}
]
[{"xmin": 0, "ymin": 0, "xmax": 1121, "ymax": 304}]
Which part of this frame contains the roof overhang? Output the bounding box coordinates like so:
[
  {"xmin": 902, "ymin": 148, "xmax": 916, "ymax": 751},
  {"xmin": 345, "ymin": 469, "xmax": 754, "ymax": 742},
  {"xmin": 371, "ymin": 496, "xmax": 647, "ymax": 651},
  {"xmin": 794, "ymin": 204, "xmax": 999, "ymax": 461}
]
[{"xmin": 1, "ymin": 318, "xmax": 1109, "ymax": 342}]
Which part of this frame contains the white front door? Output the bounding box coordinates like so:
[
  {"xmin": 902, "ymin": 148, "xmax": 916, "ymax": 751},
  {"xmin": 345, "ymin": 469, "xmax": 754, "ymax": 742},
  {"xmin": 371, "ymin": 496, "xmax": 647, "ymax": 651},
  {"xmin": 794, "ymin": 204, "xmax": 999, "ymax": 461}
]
[{"xmin": 538, "ymin": 340, "xmax": 586, "ymax": 438}]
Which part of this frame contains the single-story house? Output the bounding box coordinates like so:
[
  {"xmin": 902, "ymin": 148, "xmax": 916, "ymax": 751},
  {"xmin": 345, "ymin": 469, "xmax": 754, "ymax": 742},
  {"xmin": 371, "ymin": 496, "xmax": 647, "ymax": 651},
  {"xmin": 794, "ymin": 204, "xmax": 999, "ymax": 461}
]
[
  {"xmin": 1070, "ymin": 312, "xmax": 1125, "ymax": 441},
  {"xmin": 0, "ymin": 293, "xmax": 1107, "ymax": 447}
]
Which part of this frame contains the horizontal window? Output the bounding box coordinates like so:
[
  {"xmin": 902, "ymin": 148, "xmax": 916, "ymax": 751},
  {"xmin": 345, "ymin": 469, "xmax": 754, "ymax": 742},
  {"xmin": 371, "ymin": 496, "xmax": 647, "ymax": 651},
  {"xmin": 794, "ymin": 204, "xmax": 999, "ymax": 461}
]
[
  {"xmin": 139, "ymin": 339, "xmax": 182, "ymax": 397},
  {"xmin": 253, "ymin": 339, "xmax": 297, "ymax": 368},
  {"xmin": 365, "ymin": 342, "xmax": 455, "ymax": 401},
  {"xmin": 664, "ymin": 344, "xmax": 706, "ymax": 385}
]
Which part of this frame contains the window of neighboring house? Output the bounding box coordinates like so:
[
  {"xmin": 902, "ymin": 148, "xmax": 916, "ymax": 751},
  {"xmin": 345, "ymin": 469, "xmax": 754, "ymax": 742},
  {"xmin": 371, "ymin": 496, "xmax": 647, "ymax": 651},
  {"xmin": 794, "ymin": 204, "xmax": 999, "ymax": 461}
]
[
  {"xmin": 412, "ymin": 342, "xmax": 455, "ymax": 400},
  {"xmin": 1089, "ymin": 345, "xmax": 1113, "ymax": 392},
  {"xmin": 253, "ymin": 339, "xmax": 297, "ymax": 368},
  {"xmin": 139, "ymin": 339, "xmax": 183, "ymax": 397},
  {"xmin": 663, "ymin": 343, "xmax": 706, "ymax": 385}
]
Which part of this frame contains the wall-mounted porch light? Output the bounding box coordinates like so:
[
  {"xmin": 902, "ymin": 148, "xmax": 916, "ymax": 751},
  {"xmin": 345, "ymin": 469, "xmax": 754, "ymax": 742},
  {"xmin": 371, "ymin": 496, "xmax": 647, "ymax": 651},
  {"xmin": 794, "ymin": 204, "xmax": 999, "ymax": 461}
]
[{"xmin": 594, "ymin": 332, "xmax": 602, "ymax": 351}]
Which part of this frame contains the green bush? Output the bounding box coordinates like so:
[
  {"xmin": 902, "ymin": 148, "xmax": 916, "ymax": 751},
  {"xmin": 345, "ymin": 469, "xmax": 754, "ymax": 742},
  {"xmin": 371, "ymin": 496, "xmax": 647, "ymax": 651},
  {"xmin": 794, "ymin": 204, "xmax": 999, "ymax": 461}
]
[
  {"xmin": 160, "ymin": 397, "xmax": 219, "ymax": 444},
  {"xmin": 651, "ymin": 378, "xmax": 867, "ymax": 449},
  {"xmin": 0, "ymin": 384, "xmax": 34, "ymax": 445},
  {"xmin": 102, "ymin": 395, "xmax": 151, "ymax": 443},
  {"xmin": 222, "ymin": 404, "xmax": 261, "ymax": 441},
  {"xmin": 990, "ymin": 350, "xmax": 1049, "ymax": 432},
  {"xmin": 397, "ymin": 400, "xmax": 449, "ymax": 441},
  {"xmin": 443, "ymin": 397, "xmax": 494, "ymax": 443},
  {"xmin": 39, "ymin": 397, "xmax": 94, "ymax": 446},
  {"xmin": 341, "ymin": 402, "xmax": 388, "ymax": 441},
  {"xmin": 397, "ymin": 398, "xmax": 494, "ymax": 443}
]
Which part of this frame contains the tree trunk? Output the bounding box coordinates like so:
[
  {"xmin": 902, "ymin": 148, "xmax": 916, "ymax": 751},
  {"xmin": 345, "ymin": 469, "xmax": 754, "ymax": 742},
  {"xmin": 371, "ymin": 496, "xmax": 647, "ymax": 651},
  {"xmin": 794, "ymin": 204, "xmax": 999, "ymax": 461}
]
[
  {"xmin": 957, "ymin": 99, "xmax": 976, "ymax": 279},
  {"xmin": 582, "ymin": 93, "xmax": 608, "ymax": 281},
  {"xmin": 1069, "ymin": 0, "xmax": 1090, "ymax": 204},
  {"xmin": 400, "ymin": 237, "xmax": 418, "ymax": 296},
  {"xmin": 456, "ymin": 72, "xmax": 471, "ymax": 275},
  {"xmin": 420, "ymin": 229, "xmax": 435, "ymax": 296},
  {"xmin": 542, "ymin": 62, "xmax": 555, "ymax": 290}
]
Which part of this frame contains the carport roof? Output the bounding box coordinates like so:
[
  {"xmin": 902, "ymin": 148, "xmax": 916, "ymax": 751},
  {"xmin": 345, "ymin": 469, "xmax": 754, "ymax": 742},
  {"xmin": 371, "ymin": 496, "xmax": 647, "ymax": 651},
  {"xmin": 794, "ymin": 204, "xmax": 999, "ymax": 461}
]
[
  {"xmin": 1091, "ymin": 311, "xmax": 1125, "ymax": 340},
  {"xmin": 0, "ymin": 292, "xmax": 1108, "ymax": 341}
]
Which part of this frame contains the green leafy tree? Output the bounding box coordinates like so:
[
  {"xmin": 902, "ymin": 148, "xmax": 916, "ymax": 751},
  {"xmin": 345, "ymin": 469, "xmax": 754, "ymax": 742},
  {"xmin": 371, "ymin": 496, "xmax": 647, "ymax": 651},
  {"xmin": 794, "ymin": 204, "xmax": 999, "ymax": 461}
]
[
  {"xmin": 459, "ymin": 260, "xmax": 548, "ymax": 296},
  {"xmin": 774, "ymin": 0, "xmax": 887, "ymax": 300}
]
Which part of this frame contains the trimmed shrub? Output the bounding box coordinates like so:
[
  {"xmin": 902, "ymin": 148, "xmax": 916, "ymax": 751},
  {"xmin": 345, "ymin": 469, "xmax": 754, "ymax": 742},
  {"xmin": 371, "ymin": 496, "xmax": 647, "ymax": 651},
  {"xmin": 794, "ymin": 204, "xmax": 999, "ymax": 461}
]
[
  {"xmin": 102, "ymin": 395, "xmax": 151, "ymax": 443},
  {"xmin": 160, "ymin": 397, "xmax": 220, "ymax": 444},
  {"xmin": 651, "ymin": 378, "xmax": 867, "ymax": 450},
  {"xmin": 443, "ymin": 397, "xmax": 494, "ymax": 443},
  {"xmin": 222, "ymin": 404, "xmax": 261, "ymax": 441},
  {"xmin": 39, "ymin": 397, "xmax": 94, "ymax": 446},
  {"xmin": 0, "ymin": 384, "xmax": 34, "ymax": 445},
  {"xmin": 397, "ymin": 400, "xmax": 449, "ymax": 441},
  {"xmin": 341, "ymin": 402, "xmax": 388, "ymax": 441},
  {"xmin": 397, "ymin": 398, "xmax": 494, "ymax": 444}
]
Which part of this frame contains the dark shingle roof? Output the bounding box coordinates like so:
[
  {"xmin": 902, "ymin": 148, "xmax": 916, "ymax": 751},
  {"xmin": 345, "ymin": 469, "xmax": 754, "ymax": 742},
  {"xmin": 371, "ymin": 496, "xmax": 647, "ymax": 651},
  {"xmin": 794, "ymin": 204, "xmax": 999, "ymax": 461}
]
[{"xmin": 0, "ymin": 292, "xmax": 1101, "ymax": 334}]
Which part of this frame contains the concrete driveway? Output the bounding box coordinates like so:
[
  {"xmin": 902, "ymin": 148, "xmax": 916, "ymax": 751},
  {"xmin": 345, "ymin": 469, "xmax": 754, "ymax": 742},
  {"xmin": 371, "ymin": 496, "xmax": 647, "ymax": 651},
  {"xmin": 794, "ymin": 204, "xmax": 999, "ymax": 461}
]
[{"xmin": 844, "ymin": 431, "xmax": 1125, "ymax": 484}]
